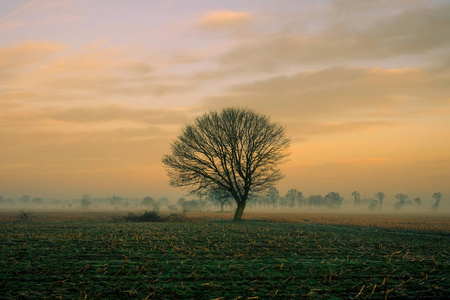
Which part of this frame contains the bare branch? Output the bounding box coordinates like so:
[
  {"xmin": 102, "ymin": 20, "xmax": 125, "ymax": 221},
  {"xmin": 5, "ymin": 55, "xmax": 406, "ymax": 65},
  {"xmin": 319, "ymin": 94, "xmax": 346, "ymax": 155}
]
[{"xmin": 162, "ymin": 107, "xmax": 290, "ymax": 220}]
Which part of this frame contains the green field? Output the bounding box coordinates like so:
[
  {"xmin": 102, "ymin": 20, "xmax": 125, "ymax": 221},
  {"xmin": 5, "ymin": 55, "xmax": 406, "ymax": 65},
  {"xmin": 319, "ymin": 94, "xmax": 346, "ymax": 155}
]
[{"xmin": 1, "ymin": 215, "xmax": 449, "ymax": 299}]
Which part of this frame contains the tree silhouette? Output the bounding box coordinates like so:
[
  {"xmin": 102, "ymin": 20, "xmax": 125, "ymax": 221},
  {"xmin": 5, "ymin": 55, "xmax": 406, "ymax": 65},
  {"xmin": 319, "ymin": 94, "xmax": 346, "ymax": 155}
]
[
  {"xmin": 414, "ymin": 197, "xmax": 422, "ymax": 206},
  {"xmin": 394, "ymin": 193, "xmax": 408, "ymax": 209},
  {"xmin": 81, "ymin": 197, "xmax": 91, "ymax": 209},
  {"xmin": 266, "ymin": 187, "xmax": 280, "ymax": 208},
  {"xmin": 162, "ymin": 107, "xmax": 290, "ymax": 220},
  {"xmin": 432, "ymin": 192, "xmax": 442, "ymax": 210},
  {"xmin": 324, "ymin": 192, "xmax": 342, "ymax": 208},
  {"xmin": 20, "ymin": 195, "xmax": 31, "ymax": 203},
  {"xmin": 374, "ymin": 192, "xmax": 385, "ymax": 207},
  {"xmin": 207, "ymin": 186, "xmax": 232, "ymax": 212},
  {"xmin": 351, "ymin": 191, "xmax": 360, "ymax": 206},
  {"xmin": 285, "ymin": 189, "xmax": 304, "ymax": 207},
  {"xmin": 308, "ymin": 195, "xmax": 324, "ymax": 207}
]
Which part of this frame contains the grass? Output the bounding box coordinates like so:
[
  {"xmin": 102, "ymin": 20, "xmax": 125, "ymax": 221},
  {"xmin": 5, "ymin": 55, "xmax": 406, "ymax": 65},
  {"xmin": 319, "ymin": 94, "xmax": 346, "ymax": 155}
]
[{"xmin": 0, "ymin": 212, "xmax": 448, "ymax": 299}]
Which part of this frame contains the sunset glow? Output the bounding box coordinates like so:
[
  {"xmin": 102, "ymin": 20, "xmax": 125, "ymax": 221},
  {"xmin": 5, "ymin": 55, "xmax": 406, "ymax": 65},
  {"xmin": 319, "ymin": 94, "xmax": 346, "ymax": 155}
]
[{"xmin": 1, "ymin": 0, "xmax": 449, "ymax": 204}]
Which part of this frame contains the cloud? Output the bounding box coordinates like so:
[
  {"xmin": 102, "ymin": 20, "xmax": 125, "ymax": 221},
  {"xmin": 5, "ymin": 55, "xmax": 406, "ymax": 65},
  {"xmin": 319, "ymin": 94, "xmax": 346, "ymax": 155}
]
[
  {"xmin": 0, "ymin": 0, "xmax": 38, "ymax": 22},
  {"xmin": 0, "ymin": 41, "xmax": 66, "ymax": 72},
  {"xmin": 197, "ymin": 11, "xmax": 251, "ymax": 30},
  {"xmin": 0, "ymin": 104, "xmax": 192, "ymax": 181},
  {"xmin": 204, "ymin": 66, "xmax": 449, "ymax": 118},
  {"xmin": 209, "ymin": 2, "xmax": 450, "ymax": 74},
  {"xmin": 46, "ymin": 105, "xmax": 189, "ymax": 126},
  {"xmin": 0, "ymin": 0, "xmax": 79, "ymax": 33},
  {"xmin": 298, "ymin": 121, "xmax": 399, "ymax": 136},
  {"xmin": 1, "ymin": 41, "xmax": 195, "ymax": 108},
  {"xmin": 201, "ymin": 65, "xmax": 450, "ymax": 147}
]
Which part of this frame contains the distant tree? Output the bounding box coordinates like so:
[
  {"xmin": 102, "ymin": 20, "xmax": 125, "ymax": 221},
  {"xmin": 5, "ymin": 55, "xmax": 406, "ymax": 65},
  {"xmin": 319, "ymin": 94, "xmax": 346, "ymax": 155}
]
[
  {"xmin": 414, "ymin": 197, "xmax": 422, "ymax": 206},
  {"xmin": 324, "ymin": 192, "xmax": 342, "ymax": 208},
  {"xmin": 207, "ymin": 186, "xmax": 232, "ymax": 212},
  {"xmin": 162, "ymin": 107, "xmax": 290, "ymax": 221},
  {"xmin": 351, "ymin": 191, "xmax": 360, "ymax": 206},
  {"xmin": 256, "ymin": 195, "xmax": 271, "ymax": 208},
  {"xmin": 279, "ymin": 196, "xmax": 288, "ymax": 208},
  {"xmin": 142, "ymin": 196, "xmax": 155, "ymax": 207},
  {"xmin": 266, "ymin": 187, "xmax": 280, "ymax": 208},
  {"xmin": 110, "ymin": 195, "xmax": 122, "ymax": 205},
  {"xmin": 177, "ymin": 197, "xmax": 186, "ymax": 208},
  {"xmin": 374, "ymin": 192, "xmax": 385, "ymax": 207},
  {"xmin": 394, "ymin": 193, "xmax": 408, "ymax": 209},
  {"xmin": 82, "ymin": 194, "xmax": 92, "ymax": 202},
  {"xmin": 285, "ymin": 189, "xmax": 304, "ymax": 207},
  {"xmin": 368, "ymin": 200, "xmax": 378, "ymax": 211},
  {"xmin": 32, "ymin": 198, "xmax": 43, "ymax": 205},
  {"xmin": 20, "ymin": 195, "xmax": 31, "ymax": 203},
  {"xmin": 0, "ymin": 195, "xmax": 4, "ymax": 202},
  {"xmin": 178, "ymin": 199, "xmax": 203, "ymax": 212},
  {"xmin": 157, "ymin": 197, "xmax": 170, "ymax": 209},
  {"xmin": 432, "ymin": 192, "xmax": 442, "ymax": 210},
  {"xmin": 81, "ymin": 198, "xmax": 91, "ymax": 209},
  {"xmin": 308, "ymin": 195, "xmax": 324, "ymax": 207}
]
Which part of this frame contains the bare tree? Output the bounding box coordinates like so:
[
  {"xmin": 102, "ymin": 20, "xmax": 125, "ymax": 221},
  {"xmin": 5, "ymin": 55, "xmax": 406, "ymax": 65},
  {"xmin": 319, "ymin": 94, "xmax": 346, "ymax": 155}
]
[
  {"xmin": 266, "ymin": 187, "xmax": 280, "ymax": 208},
  {"xmin": 394, "ymin": 193, "xmax": 408, "ymax": 209},
  {"xmin": 432, "ymin": 192, "xmax": 442, "ymax": 210},
  {"xmin": 414, "ymin": 197, "xmax": 422, "ymax": 206},
  {"xmin": 285, "ymin": 189, "xmax": 304, "ymax": 207},
  {"xmin": 207, "ymin": 186, "xmax": 232, "ymax": 212},
  {"xmin": 20, "ymin": 195, "xmax": 31, "ymax": 203},
  {"xmin": 351, "ymin": 191, "xmax": 360, "ymax": 206},
  {"xmin": 374, "ymin": 192, "xmax": 385, "ymax": 207},
  {"xmin": 324, "ymin": 192, "xmax": 342, "ymax": 208},
  {"xmin": 309, "ymin": 195, "xmax": 330, "ymax": 207},
  {"xmin": 162, "ymin": 107, "xmax": 290, "ymax": 221}
]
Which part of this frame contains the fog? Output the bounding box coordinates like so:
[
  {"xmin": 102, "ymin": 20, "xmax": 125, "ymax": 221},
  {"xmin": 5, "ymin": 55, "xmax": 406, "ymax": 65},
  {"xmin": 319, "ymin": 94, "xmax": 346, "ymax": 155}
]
[{"xmin": 1, "ymin": 192, "xmax": 447, "ymax": 217}]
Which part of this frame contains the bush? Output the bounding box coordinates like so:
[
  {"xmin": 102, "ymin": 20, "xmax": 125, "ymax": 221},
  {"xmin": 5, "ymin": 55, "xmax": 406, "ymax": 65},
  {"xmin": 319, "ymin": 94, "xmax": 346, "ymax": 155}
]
[
  {"xmin": 124, "ymin": 210, "xmax": 165, "ymax": 222},
  {"xmin": 17, "ymin": 210, "xmax": 34, "ymax": 221}
]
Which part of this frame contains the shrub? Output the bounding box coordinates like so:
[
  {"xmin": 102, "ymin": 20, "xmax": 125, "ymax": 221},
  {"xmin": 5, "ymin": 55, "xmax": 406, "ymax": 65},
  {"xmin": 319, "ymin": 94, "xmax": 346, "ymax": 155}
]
[
  {"xmin": 123, "ymin": 210, "xmax": 165, "ymax": 222},
  {"xmin": 17, "ymin": 210, "xmax": 34, "ymax": 221}
]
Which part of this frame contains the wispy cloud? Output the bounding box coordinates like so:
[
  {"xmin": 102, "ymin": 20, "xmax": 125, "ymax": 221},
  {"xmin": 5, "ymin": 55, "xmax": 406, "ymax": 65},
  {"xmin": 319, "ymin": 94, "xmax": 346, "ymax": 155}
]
[
  {"xmin": 197, "ymin": 11, "xmax": 251, "ymax": 30},
  {"xmin": 0, "ymin": 0, "xmax": 79, "ymax": 33},
  {"xmin": 203, "ymin": 66, "xmax": 449, "ymax": 119},
  {"xmin": 0, "ymin": 41, "xmax": 66, "ymax": 71},
  {"xmin": 0, "ymin": 0, "xmax": 38, "ymax": 22},
  {"xmin": 191, "ymin": 3, "xmax": 449, "ymax": 76}
]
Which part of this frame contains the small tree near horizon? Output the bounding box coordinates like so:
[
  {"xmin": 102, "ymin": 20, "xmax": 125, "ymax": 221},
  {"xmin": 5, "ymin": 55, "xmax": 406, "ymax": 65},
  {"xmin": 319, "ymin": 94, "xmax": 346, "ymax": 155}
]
[
  {"xmin": 394, "ymin": 193, "xmax": 408, "ymax": 209},
  {"xmin": 432, "ymin": 192, "xmax": 442, "ymax": 210},
  {"xmin": 207, "ymin": 186, "xmax": 232, "ymax": 212},
  {"xmin": 285, "ymin": 189, "xmax": 304, "ymax": 207},
  {"xmin": 351, "ymin": 191, "xmax": 360, "ymax": 206},
  {"xmin": 324, "ymin": 192, "xmax": 342, "ymax": 208},
  {"xmin": 414, "ymin": 197, "xmax": 422, "ymax": 206},
  {"xmin": 162, "ymin": 107, "xmax": 290, "ymax": 221},
  {"xmin": 374, "ymin": 192, "xmax": 385, "ymax": 207},
  {"xmin": 266, "ymin": 187, "xmax": 280, "ymax": 208}
]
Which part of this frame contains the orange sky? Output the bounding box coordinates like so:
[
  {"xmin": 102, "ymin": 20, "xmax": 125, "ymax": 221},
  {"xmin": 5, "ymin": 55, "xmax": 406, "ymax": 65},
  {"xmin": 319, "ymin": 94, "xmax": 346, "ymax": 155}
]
[{"xmin": 0, "ymin": 0, "xmax": 449, "ymax": 205}]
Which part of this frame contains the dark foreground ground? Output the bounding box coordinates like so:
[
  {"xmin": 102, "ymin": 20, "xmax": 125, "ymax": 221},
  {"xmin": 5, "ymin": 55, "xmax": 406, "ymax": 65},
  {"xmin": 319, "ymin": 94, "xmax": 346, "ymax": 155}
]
[{"xmin": 0, "ymin": 213, "xmax": 448, "ymax": 299}]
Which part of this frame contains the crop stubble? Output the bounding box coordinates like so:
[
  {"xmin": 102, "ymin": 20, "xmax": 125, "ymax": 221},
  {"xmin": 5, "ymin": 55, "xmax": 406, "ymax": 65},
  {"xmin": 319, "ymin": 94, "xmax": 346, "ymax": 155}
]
[{"xmin": 0, "ymin": 213, "xmax": 448, "ymax": 299}]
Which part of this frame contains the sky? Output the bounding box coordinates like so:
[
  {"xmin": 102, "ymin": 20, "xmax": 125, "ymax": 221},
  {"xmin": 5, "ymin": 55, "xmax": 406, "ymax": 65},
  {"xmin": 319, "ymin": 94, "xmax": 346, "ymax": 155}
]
[{"xmin": 1, "ymin": 0, "xmax": 449, "ymax": 204}]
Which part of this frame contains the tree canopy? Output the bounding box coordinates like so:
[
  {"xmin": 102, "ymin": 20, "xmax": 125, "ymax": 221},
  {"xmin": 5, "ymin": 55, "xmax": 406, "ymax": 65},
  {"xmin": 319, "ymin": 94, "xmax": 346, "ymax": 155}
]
[{"xmin": 162, "ymin": 107, "xmax": 290, "ymax": 220}]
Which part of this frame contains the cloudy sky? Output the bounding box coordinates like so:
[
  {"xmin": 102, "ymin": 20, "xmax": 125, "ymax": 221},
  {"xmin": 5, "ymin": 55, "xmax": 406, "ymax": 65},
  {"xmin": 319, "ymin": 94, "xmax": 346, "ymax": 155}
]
[{"xmin": 1, "ymin": 0, "xmax": 449, "ymax": 203}]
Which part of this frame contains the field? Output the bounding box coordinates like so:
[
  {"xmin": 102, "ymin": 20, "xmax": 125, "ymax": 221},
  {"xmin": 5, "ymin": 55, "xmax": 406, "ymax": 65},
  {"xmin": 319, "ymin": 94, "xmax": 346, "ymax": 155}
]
[{"xmin": 0, "ymin": 211, "xmax": 449, "ymax": 299}]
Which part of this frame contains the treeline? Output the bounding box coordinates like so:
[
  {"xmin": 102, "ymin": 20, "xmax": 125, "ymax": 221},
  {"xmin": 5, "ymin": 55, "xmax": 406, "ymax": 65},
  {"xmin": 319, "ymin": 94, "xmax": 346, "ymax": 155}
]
[
  {"xmin": 0, "ymin": 194, "xmax": 144, "ymax": 209},
  {"xmin": 0, "ymin": 191, "xmax": 443, "ymax": 211},
  {"xmin": 351, "ymin": 191, "xmax": 443, "ymax": 210}
]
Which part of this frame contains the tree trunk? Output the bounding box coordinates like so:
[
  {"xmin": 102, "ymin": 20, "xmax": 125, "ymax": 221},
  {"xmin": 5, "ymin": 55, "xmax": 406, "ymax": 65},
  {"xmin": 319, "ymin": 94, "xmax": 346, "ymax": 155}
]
[
  {"xmin": 233, "ymin": 203, "xmax": 246, "ymax": 221},
  {"xmin": 220, "ymin": 201, "xmax": 224, "ymax": 212}
]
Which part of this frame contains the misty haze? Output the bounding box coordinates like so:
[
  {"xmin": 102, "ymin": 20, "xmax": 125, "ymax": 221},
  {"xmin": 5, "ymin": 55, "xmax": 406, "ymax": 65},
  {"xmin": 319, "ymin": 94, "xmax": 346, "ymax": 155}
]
[{"xmin": 1, "ymin": 0, "xmax": 449, "ymax": 299}]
